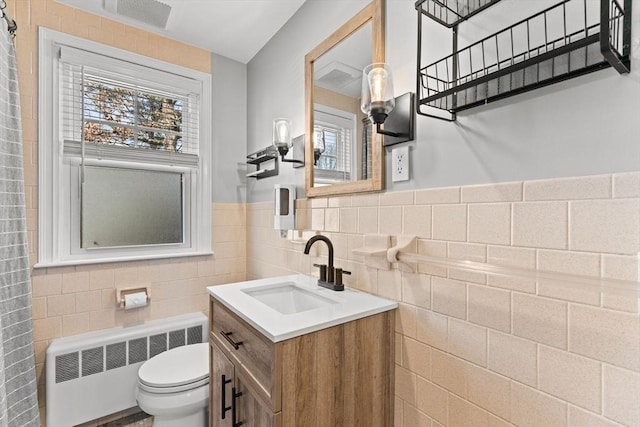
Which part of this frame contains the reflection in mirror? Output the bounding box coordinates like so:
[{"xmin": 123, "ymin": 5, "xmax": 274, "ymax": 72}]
[
  {"xmin": 305, "ymin": 0, "xmax": 385, "ymax": 198},
  {"xmin": 81, "ymin": 166, "xmax": 183, "ymax": 248},
  {"xmin": 313, "ymin": 22, "xmax": 372, "ymax": 186}
]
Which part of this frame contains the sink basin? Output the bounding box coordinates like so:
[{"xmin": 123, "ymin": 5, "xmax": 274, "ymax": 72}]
[{"xmin": 242, "ymin": 282, "xmax": 338, "ymax": 315}]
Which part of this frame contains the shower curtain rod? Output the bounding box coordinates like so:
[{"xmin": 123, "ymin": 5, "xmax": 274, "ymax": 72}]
[{"xmin": 1, "ymin": 0, "xmax": 17, "ymax": 38}]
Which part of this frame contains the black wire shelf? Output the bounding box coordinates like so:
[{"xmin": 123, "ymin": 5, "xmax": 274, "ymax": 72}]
[
  {"xmin": 416, "ymin": 0, "xmax": 502, "ymax": 28},
  {"xmin": 416, "ymin": 0, "xmax": 632, "ymax": 118}
]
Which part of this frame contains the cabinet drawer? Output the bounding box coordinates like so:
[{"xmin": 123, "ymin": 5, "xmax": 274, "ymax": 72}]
[{"xmin": 211, "ymin": 299, "xmax": 280, "ymax": 411}]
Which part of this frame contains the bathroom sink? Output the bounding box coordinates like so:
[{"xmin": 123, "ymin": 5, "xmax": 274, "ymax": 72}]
[
  {"xmin": 208, "ymin": 274, "xmax": 397, "ymax": 342},
  {"xmin": 242, "ymin": 282, "xmax": 338, "ymax": 315}
]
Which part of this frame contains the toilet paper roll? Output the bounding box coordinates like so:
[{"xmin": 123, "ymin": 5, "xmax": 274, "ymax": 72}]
[{"xmin": 124, "ymin": 292, "xmax": 148, "ymax": 310}]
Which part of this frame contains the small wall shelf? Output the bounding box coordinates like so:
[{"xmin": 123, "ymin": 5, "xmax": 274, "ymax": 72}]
[
  {"xmin": 416, "ymin": 0, "xmax": 632, "ymax": 120},
  {"xmin": 418, "ymin": 0, "xmax": 502, "ymax": 28},
  {"xmin": 246, "ymin": 147, "xmax": 279, "ymax": 180}
]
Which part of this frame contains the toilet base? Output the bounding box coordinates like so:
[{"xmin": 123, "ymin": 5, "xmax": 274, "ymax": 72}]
[
  {"xmin": 136, "ymin": 384, "xmax": 209, "ymax": 427},
  {"xmin": 149, "ymin": 408, "xmax": 207, "ymax": 427}
]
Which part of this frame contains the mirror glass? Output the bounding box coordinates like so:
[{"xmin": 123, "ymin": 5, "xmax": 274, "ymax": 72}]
[
  {"xmin": 313, "ymin": 23, "xmax": 371, "ymax": 186},
  {"xmin": 82, "ymin": 166, "xmax": 183, "ymax": 248},
  {"xmin": 305, "ymin": 0, "xmax": 384, "ymax": 198}
]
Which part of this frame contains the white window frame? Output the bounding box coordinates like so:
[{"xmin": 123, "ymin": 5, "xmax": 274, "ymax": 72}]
[
  {"xmin": 37, "ymin": 28, "xmax": 212, "ymax": 267},
  {"xmin": 313, "ymin": 104, "xmax": 357, "ymax": 183}
]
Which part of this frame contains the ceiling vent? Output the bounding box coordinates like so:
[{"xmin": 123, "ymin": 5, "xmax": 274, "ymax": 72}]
[
  {"xmin": 315, "ymin": 61, "xmax": 362, "ymax": 97},
  {"xmin": 103, "ymin": 0, "xmax": 172, "ymax": 29}
]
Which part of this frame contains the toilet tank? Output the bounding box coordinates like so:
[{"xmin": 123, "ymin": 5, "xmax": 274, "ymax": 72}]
[{"xmin": 45, "ymin": 312, "xmax": 207, "ymax": 427}]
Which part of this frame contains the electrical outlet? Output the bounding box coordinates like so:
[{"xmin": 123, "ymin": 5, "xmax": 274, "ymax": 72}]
[{"xmin": 392, "ymin": 146, "xmax": 410, "ymax": 182}]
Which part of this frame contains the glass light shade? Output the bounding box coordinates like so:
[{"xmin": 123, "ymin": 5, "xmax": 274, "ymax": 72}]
[
  {"xmin": 360, "ymin": 63, "xmax": 395, "ymax": 125},
  {"xmin": 273, "ymin": 118, "xmax": 292, "ymax": 152}
]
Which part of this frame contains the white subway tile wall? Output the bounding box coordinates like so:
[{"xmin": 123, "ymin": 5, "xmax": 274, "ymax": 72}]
[{"xmin": 248, "ymin": 172, "xmax": 640, "ymax": 427}]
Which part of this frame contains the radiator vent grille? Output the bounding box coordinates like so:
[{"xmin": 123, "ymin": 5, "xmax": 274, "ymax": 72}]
[
  {"xmin": 106, "ymin": 342, "xmax": 126, "ymax": 371},
  {"xmin": 53, "ymin": 325, "xmax": 205, "ymax": 384},
  {"xmin": 55, "ymin": 352, "xmax": 79, "ymax": 383},
  {"xmin": 149, "ymin": 333, "xmax": 167, "ymax": 358},
  {"xmin": 187, "ymin": 325, "xmax": 202, "ymax": 345},
  {"xmin": 81, "ymin": 347, "xmax": 104, "ymax": 377},
  {"xmin": 128, "ymin": 337, "xmax": 148, "ymax": 364},
  {"xmin": 168, "ymin": 329, "xmax": 185, "ymax": 349}
]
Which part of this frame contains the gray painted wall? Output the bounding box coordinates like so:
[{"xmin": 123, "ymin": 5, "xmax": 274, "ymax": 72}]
[
  {"xmin": 246, "ymin": 0, "xmax": 640, "ymax": 202},
  {"xmin": 211, "ymin": 52, "xmax": 248, "ymax": 203}
]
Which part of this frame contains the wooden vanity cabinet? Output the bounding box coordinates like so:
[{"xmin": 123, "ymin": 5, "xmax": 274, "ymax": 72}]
[
  {"xmin": 209, "ymin": 296, "xmax": 395, "ymax": 427},
  {"xmin": 210, "ymin": 342, "xmax": 277, "ymax": 427}
]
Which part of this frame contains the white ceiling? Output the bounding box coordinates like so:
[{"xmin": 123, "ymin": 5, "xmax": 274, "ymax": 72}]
[{"xmin": 55, "ymin": 0, "xmax": 307, "ymax": 63}]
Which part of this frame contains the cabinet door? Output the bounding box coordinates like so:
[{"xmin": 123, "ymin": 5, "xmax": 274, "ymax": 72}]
[
  {"xmin": 210, "ymin": 343, "xmax": 235, "ymax": 427},
  {"xmin": 235, "ymin": 372, "xmax": 279, "ymax": 427}
]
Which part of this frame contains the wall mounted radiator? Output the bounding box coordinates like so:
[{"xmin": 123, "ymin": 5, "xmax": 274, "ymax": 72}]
[{"xmin": 46, "ymin": 312, "xmax": 208, "ymax": 427}]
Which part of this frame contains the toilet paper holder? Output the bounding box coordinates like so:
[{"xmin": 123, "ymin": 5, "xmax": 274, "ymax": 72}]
[{"xmin": 116, "ymin": 286, "xmax": 150, "ymax": 309}]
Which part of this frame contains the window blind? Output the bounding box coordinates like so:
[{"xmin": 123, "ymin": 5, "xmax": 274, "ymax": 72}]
[
  {"xmin": 314, "ymin": 123, "xmax": 352, "ymax": 182},
  {"xmin": 59, "ymin": 45, "xmax": 200, "ymax": 165}
]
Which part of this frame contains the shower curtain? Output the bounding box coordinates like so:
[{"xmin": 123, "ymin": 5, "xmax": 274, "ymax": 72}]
[{"xmin": 0, "ymin": 16, "xmax": 41, "ymax": 427}]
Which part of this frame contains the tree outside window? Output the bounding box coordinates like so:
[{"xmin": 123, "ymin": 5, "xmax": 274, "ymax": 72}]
[{"xmin": 82, "ymin": 78, "xmax": 184, "ymax": 152}]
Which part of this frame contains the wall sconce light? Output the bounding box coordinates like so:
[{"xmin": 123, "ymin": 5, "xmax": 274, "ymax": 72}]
[
  {"xmin": 313, "ymin": 128, "xmax": 325, "ymax": 165},
  {"xmin": 273, "ymin": 118, "xmax": 304, "ymax": 165},
  {"xmin": 273, "ymin": 118, "xmax": 291, "ymax": 157},
  {"xmin": 361, "ymin": 63, "xmax": 415, "ymax": 146}
]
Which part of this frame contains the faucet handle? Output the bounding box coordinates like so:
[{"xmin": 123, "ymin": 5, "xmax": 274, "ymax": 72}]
[
  {"xmin": 334, "ymin": 268, "xmax": 351, "ymax": 288},
  {"xmin": 313, "ymin": 263, "xmax": 327, "ymax": 282}
]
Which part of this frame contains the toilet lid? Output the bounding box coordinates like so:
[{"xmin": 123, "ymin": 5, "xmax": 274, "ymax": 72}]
[{"xmin": 138, "ymin": 342, "xmax": 209, "ymax": 389}]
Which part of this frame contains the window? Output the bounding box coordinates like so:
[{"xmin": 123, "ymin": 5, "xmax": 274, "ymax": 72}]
[
  {"xmin": 314, "ymin": 105, "xmax": 356, "ymax": 183},
  {"xmin": 38, "ymin": 29, "xmax": 211, "ymax": 266}
]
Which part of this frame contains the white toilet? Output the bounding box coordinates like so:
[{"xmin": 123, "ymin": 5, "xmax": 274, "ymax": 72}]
[{"xmin": 136, "ymin": 342, "xmax": 209, "ymax": 427}]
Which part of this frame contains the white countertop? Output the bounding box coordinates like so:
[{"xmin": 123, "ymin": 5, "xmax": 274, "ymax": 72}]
[{"xmin": 207, "ymin": 274, "xmax": 398, "ymax": 342}]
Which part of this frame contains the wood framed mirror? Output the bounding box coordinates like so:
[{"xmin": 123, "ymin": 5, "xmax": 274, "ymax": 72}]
[{"xmin": 305, "ymin": 0, "xmax": 385, "ymax": 198}]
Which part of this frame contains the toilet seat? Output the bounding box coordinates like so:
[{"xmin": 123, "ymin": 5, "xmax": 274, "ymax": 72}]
[{"xmin": 138, "ymin": 342, "xmax": 209, "ymax": 394}]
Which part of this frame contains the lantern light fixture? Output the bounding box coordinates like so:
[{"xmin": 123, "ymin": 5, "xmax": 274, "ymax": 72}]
[
  {"xmin": 273, "ymin": 118, "xmax": 304, "ymax": 164},
  {"xmin": 360, "ymin": 63, "xmax": 415, "ymax": 146}
]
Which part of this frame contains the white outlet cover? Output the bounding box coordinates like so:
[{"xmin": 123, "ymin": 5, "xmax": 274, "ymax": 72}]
[{"xmin": 392, "ymin": 146, "xmax": 410, "ymax": 182}]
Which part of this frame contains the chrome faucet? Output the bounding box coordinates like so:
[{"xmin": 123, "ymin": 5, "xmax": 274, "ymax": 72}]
[{"xmin": 303, "ymin": 235, "xmax": 350, "ymax": 291}]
